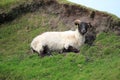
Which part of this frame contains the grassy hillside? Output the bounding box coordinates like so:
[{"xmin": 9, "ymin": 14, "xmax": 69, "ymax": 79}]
[
  {"xmin": 0, "ymin": 0, "xmax": 120, "ymax": 80},
  {"xmin": 0, "ymin": 0, "xmax": 32, "ymax": 9}
]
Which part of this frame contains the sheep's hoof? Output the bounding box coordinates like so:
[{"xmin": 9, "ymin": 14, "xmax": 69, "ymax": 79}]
[
  {"xmin": 39, "ymin": 54, "xmax": 45, "ymax": 57},
  {"xmin": 38, "ymin": 51, "xmax": 45, "ymax": 57},
  {"xmin": 74, "ymin": 50, "xmax": 80, "ymax": 53}
]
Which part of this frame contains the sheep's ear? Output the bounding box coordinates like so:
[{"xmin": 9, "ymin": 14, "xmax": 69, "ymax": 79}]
[
  {"xmin": 74, "ymin": 19, "xmax": 81, "ymax": 25},
  {"xmin": 87, "ymin": 22, "xmax": 92, "ymax": 28}
]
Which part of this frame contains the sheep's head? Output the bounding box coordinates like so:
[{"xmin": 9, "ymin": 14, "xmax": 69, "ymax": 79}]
[{"xmin": 74, "ymin": 19, "xmax": 91, "ymax": 35}]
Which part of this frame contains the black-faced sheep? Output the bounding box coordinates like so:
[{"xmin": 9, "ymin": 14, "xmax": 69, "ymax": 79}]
[{"xmin": 30, "ymin": 19, "xmax": 91, "ymax": 57}]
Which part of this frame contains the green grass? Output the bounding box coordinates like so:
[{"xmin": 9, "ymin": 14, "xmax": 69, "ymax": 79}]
[
  {"xmin": 0, "ymin": 0, "xmax": 19, "ymax": 7},
  {"xmin": 57, "ymin": 0, "xmax": 73, "ymax": 4},
  {"xmin": 0, "ymin": 1, "xmax": 120, "ymax": 80},
  {"xmin": 0, "ymin": 0, "xmax": 69, "ymax": 10},
  {"xmin": 0, "ymin": 0, "xmax": 32, "ymax": 13}
]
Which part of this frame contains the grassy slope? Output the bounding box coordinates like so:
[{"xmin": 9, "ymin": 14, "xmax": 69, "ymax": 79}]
[
  {"xmin": 0, "ymin": 0, "xmax": 32, "ymax": 8},
  {"xmin": 0, "ymin": 0, "xmax": 20, "ymax": 7},
  {"xmin": 0, "ymin": 0, "xmax": 33, "ymax": 13},
  {"xmin": 0, "ymin": 0, "xmax": 120, "ymax": 80}
]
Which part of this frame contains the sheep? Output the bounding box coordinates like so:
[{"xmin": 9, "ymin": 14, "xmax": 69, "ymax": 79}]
[{"xmin": 30, "ymin": 19, "xmax": 91, "ymax": 57}]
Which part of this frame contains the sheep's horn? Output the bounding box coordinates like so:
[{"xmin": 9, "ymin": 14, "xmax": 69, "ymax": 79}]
[{"xmin": 74, "ymin": 19, "xmax": 81, "ymax": 25}]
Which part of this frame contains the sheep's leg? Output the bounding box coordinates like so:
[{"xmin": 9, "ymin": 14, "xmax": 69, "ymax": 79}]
[
  {"xmin": 72, "ymin": 48, "xmax": 80, "ymax": 53},
  {"xmin": 31, "ymin": 47, "xmax": 36, "ymax": 53},
  {"xmin": 31, "ymin": 48, "xmax": 34, "ymax": 53},
  {"xmin": 43, "ymin": 45, "xmax": 52, "ymax": 56},
  {"xmin": 47, "ymin": 51, "xmax": 52, "ymax": 56},
  {"xmin": 63, "ymin": 46, "xmax": 80, "ymax": 53},
  {"xmin": 59, "ymin": 50, "xmax": 64, "ymax": 54},
  {"xmin": 64, "ymin": 44, "xmax": 70, "ymax": 51},
  {"xmin": 37, "ymin": 46, "xmax": 46, "ymax": 57},
  {"xmin": 38, "ymin": 51, "xmax": 44, "ymax": 57},
  {"xmin": 38, "ymin": 50, "xmax": 47, "ymax": 57},
  {"xmin": 39, "ymin": 45, "xmax": 51, "ymax": 57},
  {"xmin": 68, "ymin": 46, "xmax": 80, "ymax": 53}
]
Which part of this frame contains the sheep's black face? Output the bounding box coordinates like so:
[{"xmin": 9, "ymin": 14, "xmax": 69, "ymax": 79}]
[{"xmin": 78, "ymin": 22, "xmax": 89, "ymax": 35}]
